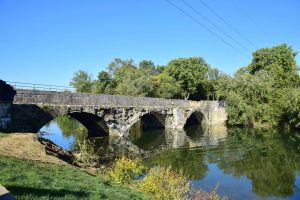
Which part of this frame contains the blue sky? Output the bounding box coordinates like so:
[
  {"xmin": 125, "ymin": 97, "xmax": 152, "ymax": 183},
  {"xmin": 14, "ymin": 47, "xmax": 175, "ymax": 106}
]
[{"xmin": 1, "ymin": 0, "xmax": 299, "ymax": 86}]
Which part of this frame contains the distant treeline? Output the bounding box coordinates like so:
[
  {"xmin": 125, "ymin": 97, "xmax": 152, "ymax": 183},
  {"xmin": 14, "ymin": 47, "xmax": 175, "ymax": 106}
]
[
  {"xmin": 70, "ymin": 57, "xmax": 221, "ymax": 100},
  {"xmin": 70, "ymin": 44, "xmax": 300, "ymax": 129}
]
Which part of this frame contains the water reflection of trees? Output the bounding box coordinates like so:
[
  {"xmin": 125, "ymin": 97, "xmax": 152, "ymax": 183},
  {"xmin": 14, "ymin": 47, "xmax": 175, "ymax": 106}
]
[
  {"xmin": 55, "ymin": 116, "xmax": 88, "ymax": 149},
  {"xmin": 55, "ymin": 116, "xmax": 87, "ymax": 137},
  {"xmin": 143, "ymin": 148, "xmax": 208, "ymax": 180},
  {"xmin": 206, "ymin": 128, "xmax": 300, "ymax": 198},
  {"xmin": 139, "ymin": 125, "xmax": 227, "ymax": 180},
  {"xmin": 139, "ymin": 126, "xmax": 300, "ymax": 198},
  {"xmin": 130, "ymin": 124, "xmax": 229, "ymax": 180}
]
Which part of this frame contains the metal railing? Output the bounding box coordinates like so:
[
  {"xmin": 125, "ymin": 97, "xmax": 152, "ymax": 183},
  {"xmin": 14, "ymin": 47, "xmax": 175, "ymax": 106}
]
[{"xmin": 6, "ymin": 81, "xmax": 76, "ymax": 92}]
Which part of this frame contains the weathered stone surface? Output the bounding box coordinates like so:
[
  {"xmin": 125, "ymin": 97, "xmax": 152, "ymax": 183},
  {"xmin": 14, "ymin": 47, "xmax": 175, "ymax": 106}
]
[
  {"xmin": 14, "ymin": 89, "xmax": 193, "ymax": 108},
  {"xmin": 7, "ymin": 89, "xmax": 227, "ymax": 138}
]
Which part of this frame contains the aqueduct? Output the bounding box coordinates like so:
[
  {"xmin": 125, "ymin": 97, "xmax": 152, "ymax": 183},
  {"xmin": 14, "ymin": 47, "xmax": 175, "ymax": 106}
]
[{"xmin": 5, "ymin": 89, "xmax": 227, "ymax": 138}]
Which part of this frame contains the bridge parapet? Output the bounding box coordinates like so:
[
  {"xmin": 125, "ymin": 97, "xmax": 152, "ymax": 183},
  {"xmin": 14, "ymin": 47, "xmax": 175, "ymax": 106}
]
[{"xmin": 14, "ymin": 89, "xmax": 200, "ymax": 108}]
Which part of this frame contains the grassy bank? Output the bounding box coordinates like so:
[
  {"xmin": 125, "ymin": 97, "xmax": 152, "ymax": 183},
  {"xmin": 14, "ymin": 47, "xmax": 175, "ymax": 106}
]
[
  {"xmin": 0, "ymin": 132, "xmax": 9, "ymax": 138},
  {"xmin": 0, "ymin": 156, "xmax": 148, "ymax": 200}
]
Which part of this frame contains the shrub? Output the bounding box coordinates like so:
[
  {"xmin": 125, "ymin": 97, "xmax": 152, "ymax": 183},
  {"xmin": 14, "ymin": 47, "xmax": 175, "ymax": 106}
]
[
  {"xmin": 76, "ymin": 139, "xmax": 98, "ymax": 166},
  {"xmin": 192, "ymin": 185, "xmax": 228, "ymax": 200},
  {"xmin": 138, "ymin": 166, "xmax": 190, "ymax": 200},
  {"xmin": 108, "ymin": 157, "xmax": 145, "ymax": 184},
  {"xmin": 106, "ymin": 157, "xmax": 227, "ymax": 200}
]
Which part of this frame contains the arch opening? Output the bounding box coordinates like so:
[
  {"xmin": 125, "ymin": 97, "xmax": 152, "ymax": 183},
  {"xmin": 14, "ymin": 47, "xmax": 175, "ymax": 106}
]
[
  {"xmin": 139, "ymin": 113, "xmax": 165, "ymax": 130},
  {"xmin": 184, "ymin": 111, "xmax": 206, "ymax": 128},
  {"xmin": 184, "ymin": 111, "xmax": 206, "ymax": 139},
  {"xmin": 68, "ymin": 112, "xmax": 109, "ymax": 137},
  {"xmin": 129, "ymin": 113, "xmax": 166, "ymax": 148},
  {"xmin": 39, "ymin": 116, "xmax": 88, "ymax": 151}
]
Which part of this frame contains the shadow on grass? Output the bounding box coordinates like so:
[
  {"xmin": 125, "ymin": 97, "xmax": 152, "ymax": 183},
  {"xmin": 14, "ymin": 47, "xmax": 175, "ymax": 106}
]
[
  {"xmin": 0, "ymin": 192, "xmax": 15, "ymax": 200},
  {"xmin": 8, "ymin": 186, "xmax": 89, "ymax": 198}
]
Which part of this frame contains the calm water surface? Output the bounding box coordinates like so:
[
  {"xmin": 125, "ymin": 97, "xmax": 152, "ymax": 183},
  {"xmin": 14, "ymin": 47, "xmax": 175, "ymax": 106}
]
[{"xmin": 40, "ymin": 116, "xmax": 300, "ymax": 200}]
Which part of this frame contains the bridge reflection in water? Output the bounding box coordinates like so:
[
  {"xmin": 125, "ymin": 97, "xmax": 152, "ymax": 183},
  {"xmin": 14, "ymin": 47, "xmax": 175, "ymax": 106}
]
[
  {"xmin": 127, "ymin": 124, "xmax": 227, "ymax": 158},
  {"xmin": 39, "ymin": 115, "xmax": 227, "ymax": 157},
  {"xmin": 72, "ymin": 125, "xmax": 228, "ymax": 160}
]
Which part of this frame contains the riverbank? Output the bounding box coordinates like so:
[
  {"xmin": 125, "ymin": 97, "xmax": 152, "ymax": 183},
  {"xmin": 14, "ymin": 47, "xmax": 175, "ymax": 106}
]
[
  {"xmin": 0, "ymin": 156, "xmax": 148, "ymax": 199},
  {"xmin": 0, "ymin": 132, "xmax": 228, "ymax": 200},
  {"xmin": 0, "ymin": 133, "xmax": 148, "ymax": 199},
  {"xmin": 0, "ymin": 133, "xmax": 68, "ymax": 165}
]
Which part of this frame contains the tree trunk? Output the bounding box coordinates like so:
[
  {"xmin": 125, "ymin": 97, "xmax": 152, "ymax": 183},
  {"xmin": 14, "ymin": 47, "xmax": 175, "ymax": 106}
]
[{"xmin": 184, "ymin": 92, "xmax": 190, "ymax": 100}]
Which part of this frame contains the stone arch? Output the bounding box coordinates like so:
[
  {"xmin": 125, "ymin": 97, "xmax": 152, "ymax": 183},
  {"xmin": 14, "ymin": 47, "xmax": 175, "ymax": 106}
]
[
  {"xmin": 183, "ymin": 110, "xmax": 207, "ymax": 128},
  {"xmin": 131, "ymin": 111, "xmax": 166, "ymax": 131},
  {"xmin": 129, "ymin": 111, "xmax": 167, "ymax": 145},
  {"xmin": 11, "ymin": 104, "xmax": 109, "ymax": 137},
  {"xmin": 68, "ymin": 112, "xmax": 109, "ymax": 137}
]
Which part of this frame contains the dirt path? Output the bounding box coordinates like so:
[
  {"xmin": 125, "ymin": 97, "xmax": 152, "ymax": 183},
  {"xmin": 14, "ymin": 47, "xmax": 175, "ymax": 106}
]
[{"xmin": 0, "ymin": 133, "xmax": 68, "ymax": 165}]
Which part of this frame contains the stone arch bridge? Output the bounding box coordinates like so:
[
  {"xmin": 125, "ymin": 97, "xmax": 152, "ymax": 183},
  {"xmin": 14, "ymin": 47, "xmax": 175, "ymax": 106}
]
[{"xmin": 10, "ymin": 89, "xmax": 227, "ymax": 138}]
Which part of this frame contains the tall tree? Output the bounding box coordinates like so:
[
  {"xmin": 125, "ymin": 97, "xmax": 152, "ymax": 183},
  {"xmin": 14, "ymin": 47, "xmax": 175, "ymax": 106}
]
[
  {"xmin": 155, "ymin": 65, "xmax": 165, "ymax": 74},
  {"xmin": 151, "ymin": 73, "xmax": 183, "ymax": 99},
  {"xmin": 108, "ymin": 58, "xmax": 135, "ymax": 76},
  {"xmin": 216, "ymin": 44, "xmax": 300, "ymax": 128},
  {"xmin": 165, "ymin": 57, "xmax": 210, "ymax": 100},
  {"xmin": 114, "ymin": 67, "xmax": 154, "ymax": 97},
  {"xmin": 246, "ymin": 44, "xmax": 299, "ymax": 88},
  {"xmin": 92, "ymin": 71, "xmax": 112, "ymax": 94},
  {"xmin": 139, "ymin": 60, "xmax": 155, "ymax": 71},
  {"xmin": 70, "ymin": 70, "xmax": 93, "ymax": 93}
]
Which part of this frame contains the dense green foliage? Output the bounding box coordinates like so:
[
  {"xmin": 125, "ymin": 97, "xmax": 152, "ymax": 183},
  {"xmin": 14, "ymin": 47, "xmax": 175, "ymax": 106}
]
[
  {"xmin": 151, "ymin": 73, "xmax": 182, "ymax": 99},
  {"xmin": 70, "ymin": 57, "xmax": 220, "ymax": 100},
  {"xmin": 138, "ymin": 166, "xmax": 190, "ymax": 200},
  {"xmin": 70, "ymin": 43, "xmax": 299, "ymax": 129},
  {"xmin": 165, "ymin": 57, "xmax": 209, "ymax": 100},
  {"xmin": 108, "ymin": 157, "xmax": 145, "ymax": 184},
  {"xmin": 69, "ymin": 70, "xmax": 93, "ymax": 93},
  {"xmin": 216, "ymin": 44, "xmax": 300, "ymax": 128},
  {"xmin": 277, "ymin": 89, "xmax": 300, "ymax": 129},
  {"xmin": 0, "ymin": 156, "xmax": 148, "ymax": 199}
]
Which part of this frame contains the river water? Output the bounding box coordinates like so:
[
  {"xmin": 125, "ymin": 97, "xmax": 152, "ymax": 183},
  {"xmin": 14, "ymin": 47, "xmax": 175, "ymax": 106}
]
[{"xmin": 40, "ymin": 116, "xmax": 300, "ymax": 200}]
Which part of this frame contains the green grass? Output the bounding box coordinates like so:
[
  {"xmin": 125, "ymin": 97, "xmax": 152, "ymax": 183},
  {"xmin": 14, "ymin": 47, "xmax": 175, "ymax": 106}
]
[
  {"xmin": 0, "ymin": 156, "xmax": 149, "ymax": 200},
  {"xmin": 0, "ymin": 132, "xmax": 9, "ymax": 138}
]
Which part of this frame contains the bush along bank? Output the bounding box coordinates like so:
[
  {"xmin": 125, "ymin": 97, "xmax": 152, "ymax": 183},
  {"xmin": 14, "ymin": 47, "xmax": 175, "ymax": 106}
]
[{"xmin": 105, "ymin": 157, "xmax": 228, "ymax": 200}]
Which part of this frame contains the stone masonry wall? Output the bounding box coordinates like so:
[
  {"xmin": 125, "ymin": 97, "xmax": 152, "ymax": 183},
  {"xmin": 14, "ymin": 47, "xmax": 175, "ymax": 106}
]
[{"xmin": 14, "ymin": 89, "xmax": 199, "ymax": 108}]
